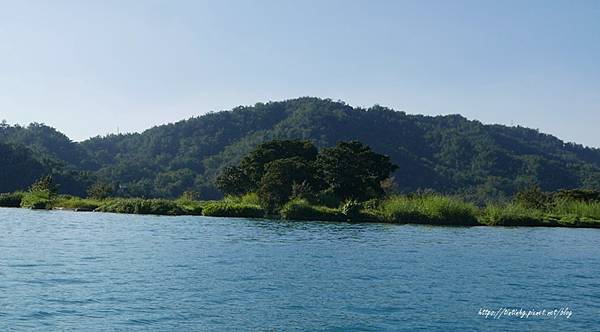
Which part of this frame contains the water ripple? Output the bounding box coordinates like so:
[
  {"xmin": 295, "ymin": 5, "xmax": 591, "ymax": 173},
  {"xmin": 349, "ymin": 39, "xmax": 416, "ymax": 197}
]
[{"xmin": 0, "ymin": 207, "xmax": 599, "ymax": 331}]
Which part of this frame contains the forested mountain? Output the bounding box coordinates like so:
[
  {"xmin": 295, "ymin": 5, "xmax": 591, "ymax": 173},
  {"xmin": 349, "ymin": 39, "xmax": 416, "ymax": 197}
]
[{"xmin": 1, "ymin": 98, "xmax": 599, "ymax": 202}]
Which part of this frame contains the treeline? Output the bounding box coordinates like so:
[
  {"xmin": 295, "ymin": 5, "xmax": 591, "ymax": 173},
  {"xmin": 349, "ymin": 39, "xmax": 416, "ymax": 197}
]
[
  {"xmin": 2, "ymin": 140, "xmax": 600, "ymax": 228},
  {"xmin": 2, "ymin": 98, "xmax": 600, "ymax": 202}
]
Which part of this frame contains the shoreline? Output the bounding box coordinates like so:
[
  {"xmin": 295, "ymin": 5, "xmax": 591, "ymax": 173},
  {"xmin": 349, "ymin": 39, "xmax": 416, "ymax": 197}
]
[{"xmin": 2, "ymin": 203, "xmax": 600, "ymax": 229}]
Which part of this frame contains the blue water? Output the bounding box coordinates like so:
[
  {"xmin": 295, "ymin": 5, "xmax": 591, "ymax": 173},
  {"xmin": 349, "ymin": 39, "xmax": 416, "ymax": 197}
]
[{"xmin": 0, "ymin": 208, "xmax": 599, "ymax": 331}]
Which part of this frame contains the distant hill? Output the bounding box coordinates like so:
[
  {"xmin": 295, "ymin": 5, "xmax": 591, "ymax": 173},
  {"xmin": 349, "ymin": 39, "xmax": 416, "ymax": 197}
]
[{"xmin": 1, "ymin": 98, "xmax": 599, "ymax": 202}]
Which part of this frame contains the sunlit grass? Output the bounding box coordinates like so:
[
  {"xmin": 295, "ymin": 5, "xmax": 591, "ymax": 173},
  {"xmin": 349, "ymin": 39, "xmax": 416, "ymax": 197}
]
[{"xmin": 379, "ymin": 195, "xmax": 479, "ymax": 225}]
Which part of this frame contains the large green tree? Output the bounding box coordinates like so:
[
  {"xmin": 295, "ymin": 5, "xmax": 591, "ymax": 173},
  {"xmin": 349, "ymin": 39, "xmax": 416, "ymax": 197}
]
[
  {"xmin": 240, "ymin": 140, "xmax": 318, "ymax": 187},
  {"xmin": 317, "ymin": 141, "xmax": 398, "ymax": 201},
  {"xmin": 216, "ymin": 166, "xmax": 252, "ymax": 196},
  {"xmin": 257, "ymin": 157, "xmax": 320, "ymax": 210},
  {"xmin": 0, "ymin": 142, "xmax": 46, "ymax": 193}
]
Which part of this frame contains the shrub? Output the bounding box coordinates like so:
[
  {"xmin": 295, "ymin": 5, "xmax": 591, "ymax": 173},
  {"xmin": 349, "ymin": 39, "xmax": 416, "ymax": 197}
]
[
  {"xmin": 379, "ymin": 195, "xmax": 479, "ymax": 225},
  {"xmin": 20, "ymin": 191, "xmax": 53, "ymax": 209},
  {"xmin": 240, "ymin": 192, "xmax": 261, "ymax": 206},
  {"xmin": 514, "ymin": 185, "xmax": 552, "ymax": 209},
  {"xmin": 179, "ymin": 190, "xmax": 201, "ymax": 201},
  {"xmin": 341, "ymin": 200, "xmax": 362, "ymax": 221},
  {"xmin": 0, "ymin": 192, "xmax": 24, "ymax": 207},
  {"xmin": 280, "ymin": 199, "xmax": 346, "ymax": 222},
  {"xmin": 291, "ymin": 181, "xmax": 316, "ymax": 202},
  {"xmin": 29, "ymin": 175, "xmax": 58, "ymax": 195},
  {"xmin": 202, "ymin": 202, "xmax": 264, "ymax": 218},
  {"xmin": 314, "ymin": 189, "xmax": 340, "ymax": 208},
  {"xmin": 553, "ymin": 189, "xmax": 600, "ymax": 203},
  {"xmin": 87, "ymin": 182, "xmax": 114, "ymax": 199},
  {"xmin": 175, "ymin": 200, "xmax": 204, "ymax": 215},
  {"xmin": 361, "ymin": 199, "xmax": 381, "ymax": 210},
  {"xmin": 223, "ymin": 192, "xmax": 262, "ymax": 206},
  {"xmin": 175, "ymin": 192, "xmax": 204, "ymax": 216}
]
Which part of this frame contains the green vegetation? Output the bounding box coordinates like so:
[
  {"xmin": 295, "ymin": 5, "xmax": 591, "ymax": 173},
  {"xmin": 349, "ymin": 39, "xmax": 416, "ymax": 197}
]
[
  {"xmin": 0, "ymin": 192, "xmax": 24, "ymax": 207},
  {"xmin": 53, "ymin": 196, "xmax": 102, "ymax": 211},
  {"xmin": 480, "ymin": 187, "xmax": 600, "ymax": 227},
  {"xmin": 378, "ymin": 195, "xmax": 479, "ymax": 225},
  {"xmin": 280, "ymin": 199, "xmax": 346, "ymax": 222},
  {"xmin": 480, "ymin": 204, "xmax": 546, "ymax": 226},
  {"xmin": 95, "ymin": 198, "xmax": 191, "ymax": 215},
  {"xmin": 20, "ymin": 191, "xmax": 53, "ymax": 209},
  {"xmin": 552, "ymin": 199, "xmax": 600, "ymax": 220},
  {"xmin": 2, "ymin": 105, "xmax": 600, "ymax": 228},
  {"xmin": 222, "ymin": 192, "xmax": 262, "ymax": 206},
  {"xmin": 87, "ymin": 182, "xmax": 114, "ymax": 200},
  {"xmin": 2, "ymin": 185, "xmax": 600, "ymax": 228},
  {"xmin": 2, "ymin": 98, "xmax": 600, "ymax": 202},
  {"xmin": 217, "ymin": 139, "xmax": 397, "ymax": 212},
  {"xmin": 1, "ymin": 138, "xmax": 600, "ymax": 228},
  {"xmin": 201, "ymin": 202, "xmax": 264, "ymax": 218}
]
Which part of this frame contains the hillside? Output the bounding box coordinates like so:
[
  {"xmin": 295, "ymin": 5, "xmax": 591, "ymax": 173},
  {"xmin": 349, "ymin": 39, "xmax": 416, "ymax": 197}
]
[{"xmin": 1, "ymin": 98, "xmax": 599, "ymax": 202}]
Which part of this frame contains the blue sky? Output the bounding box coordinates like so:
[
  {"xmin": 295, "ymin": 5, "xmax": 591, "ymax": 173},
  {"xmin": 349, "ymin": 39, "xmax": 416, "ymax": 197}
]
[{"xmin": 1, "ymin": 0, "xmax": 599, "ymax": 146}]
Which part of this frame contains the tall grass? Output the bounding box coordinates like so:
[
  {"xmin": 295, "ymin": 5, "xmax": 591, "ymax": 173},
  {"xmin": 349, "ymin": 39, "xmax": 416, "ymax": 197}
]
[
  {"xmin": 379, "ymin": 195, "xmax": 479, "ymax": 225},
  {"xmin": 173, "ymin": 196, "xmax": 204, "ymax": 215},
  {"xmin": 20, "ymin": 191, "xmax": 53, "ymax": 209},
  {"xmin": 222, "ymin": 192, "xmax": 262, "ymax": 206},
  {"xmin": 550, "ymin": 199, "xmax": 600, "ymax": 221},
  {"xmin": 480, "ymin": 203, "xmax": 546, "ymax": 226},
  {"xmin": 53, "ymin": 196, "xmax": 102, "ymax": 211},
  {"xmin": 280, "ymin": 199, "xmax": 347, "ymax": 222},
  {"xmin": 201, "ymin": 202, "xmax": 264, "ymax": 218},
  {"xmin": 95, "ymin": 198, "xmax": 188, "ymax": 215},
  {"xmin": 481, "ymin": 200, "xmax": 600, "ymax": 227},
  {"xmin": 4, "ymin": 188, "xmax": 600, "ymax": 227}
]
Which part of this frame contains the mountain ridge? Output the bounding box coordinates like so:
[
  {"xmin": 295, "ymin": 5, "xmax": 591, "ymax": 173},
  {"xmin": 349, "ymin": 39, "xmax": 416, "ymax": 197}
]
[{"xmin": 1, "ymin": 97, "xmax": 599, "ymax": 202}]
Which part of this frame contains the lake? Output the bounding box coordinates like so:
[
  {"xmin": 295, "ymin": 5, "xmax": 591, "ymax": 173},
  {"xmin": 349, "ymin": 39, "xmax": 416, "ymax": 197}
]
[{"xmin": 0, "ymin": 208, "xmax": 598, "ymax": 331}]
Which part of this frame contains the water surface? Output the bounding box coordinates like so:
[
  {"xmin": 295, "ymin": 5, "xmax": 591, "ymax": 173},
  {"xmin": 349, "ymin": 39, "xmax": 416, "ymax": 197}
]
[{"xmin": 1, "ymin": 208, "xmax": 598, "ymax": 331}]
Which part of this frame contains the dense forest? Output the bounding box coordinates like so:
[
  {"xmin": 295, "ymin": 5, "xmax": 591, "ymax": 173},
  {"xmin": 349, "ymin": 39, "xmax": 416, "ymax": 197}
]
[{"xmin": 1, "ymin": 98, "xmax": 599, "ymax": 203}]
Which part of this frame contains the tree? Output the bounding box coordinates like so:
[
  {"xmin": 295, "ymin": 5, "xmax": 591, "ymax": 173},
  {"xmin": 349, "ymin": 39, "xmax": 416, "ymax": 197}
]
[
  {"xmin": 317, "ymin": 141, "xmax": 398, "ymax": 201},
  {"xmin": 29, "ymin": 175, "xmax": 58, "ymax": 195},
  {"xmin": 514, "ymin": 185, "xmax": 551, "ymax": 209},
  {"xmin": 216, "ymin": 166, "xmax": 252, "ymax": 196},
  {"xmin": 258, "ymin": 157, "xmax": 320, "ymax": 211},
  {"xmin": 87, "ymin": 182, "xmax": 114, "ymax": 199},
  {"xmin": 180, "ymin": 190, "xmax": 201, "ymax": 201},
  {"xmin": 240, "ymin": 140, "xmax": 318, "ymax": 187},
  {"xmin": 0, "ymin": 142, "xmax": 46, "ymax": 193}
]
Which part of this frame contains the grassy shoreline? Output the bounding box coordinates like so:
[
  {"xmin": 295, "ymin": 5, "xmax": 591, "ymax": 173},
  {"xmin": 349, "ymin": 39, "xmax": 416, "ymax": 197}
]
[{"xmin": 2, "ymin": 191, "xmax": 600, "ymax": 228}]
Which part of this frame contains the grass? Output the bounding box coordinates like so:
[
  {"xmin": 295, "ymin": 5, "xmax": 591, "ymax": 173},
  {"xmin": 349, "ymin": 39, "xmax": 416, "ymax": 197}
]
[
  {"xmin": 94, "ymin": 198, "xmax": 191, "ymax": 215},
  {"xmin": 480, "ymin": 203, "xmax": 546, "ymax": 226},
  {"xmin": 222, "ymin": 192, "xmax": 262, "ymax": 206},
  {"xmin": 3, "ymin": 189, "xmax": 600, "ymax": 228},
  {"xmin": 378, "ymin": 195, "xmax": 479, "ymax": 225},
  {"xmin": 173, "ymin": 198, "xmax": 204, "ymax": 215},
  {"xmin": 20, "ymin": 191, "xmax": 53, "ymax": 209},
  {"xmin": 201, "ymin": 201, "xmax": 265, "ymax": 218},
  {"xmin": 551, "ymin": 199, "xmax": 600, "ymax": 221},
  {"xmin": 280, "ymin": 199, "xmax": 347, "ymax": 222},
  {"xmin": 480, "ymin": 200, "xmax": 600, "ymax": 227},
  {"xmin": 53, "ymin": 196, "xmax": 102, "ymax": 211}
]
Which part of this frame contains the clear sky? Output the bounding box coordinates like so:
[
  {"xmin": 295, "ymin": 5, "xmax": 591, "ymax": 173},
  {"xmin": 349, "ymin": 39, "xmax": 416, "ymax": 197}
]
[{"xmin": 1, "ymin": 0, "xmax": 598, "ymax": 146}]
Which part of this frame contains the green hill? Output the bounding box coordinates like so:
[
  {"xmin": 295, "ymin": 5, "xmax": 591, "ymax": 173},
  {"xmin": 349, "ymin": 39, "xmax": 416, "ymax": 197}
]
[{"xmin": 1, "ymin": 98, "xmax": 599, "ymax": 202}]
